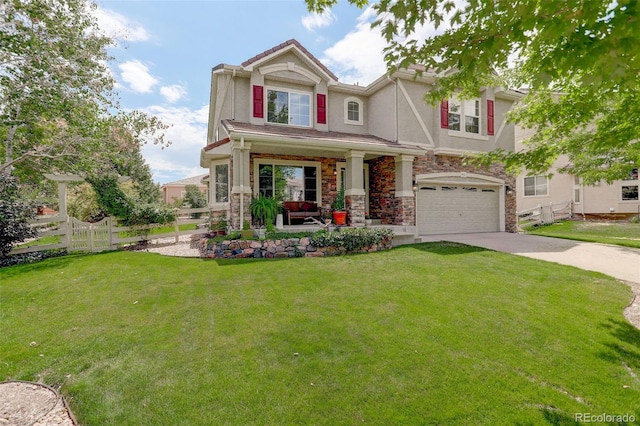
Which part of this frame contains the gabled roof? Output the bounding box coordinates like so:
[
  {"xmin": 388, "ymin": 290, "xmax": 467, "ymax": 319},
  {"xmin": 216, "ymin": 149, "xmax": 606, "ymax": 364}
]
[
  {"xmin": 241, "ymin": 39, "xmax": 339, "ymax": 82},
  {"xmin": 162, "ymin": 174, "xmax": 208, "ymax": 187}
]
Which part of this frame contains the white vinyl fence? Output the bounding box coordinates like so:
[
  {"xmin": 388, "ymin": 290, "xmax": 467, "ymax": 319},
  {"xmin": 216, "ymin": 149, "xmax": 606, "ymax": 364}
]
[
  {"xmin": 517, "ymin": 201, "xmax": 573, "ymax": 230},
  {"xmin": 10, "ymin": 207, "xmax": 212, "ymax": 256}
]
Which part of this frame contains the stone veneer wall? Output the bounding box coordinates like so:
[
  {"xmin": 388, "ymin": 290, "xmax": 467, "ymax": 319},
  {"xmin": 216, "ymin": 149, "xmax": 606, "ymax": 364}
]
[
  {"xmin": 368, "ymin": 156, "xmax": 398, "ymax": 225},
  {"xmin": 198, "ymin": 236, "xmax": 392, "ymax": 259}
]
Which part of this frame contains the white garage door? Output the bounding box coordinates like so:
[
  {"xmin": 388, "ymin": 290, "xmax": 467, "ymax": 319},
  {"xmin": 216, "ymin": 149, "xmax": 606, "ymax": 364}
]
[{"xmin": 417, "ymin": 184, "xmax": 500, "ymax": 234}]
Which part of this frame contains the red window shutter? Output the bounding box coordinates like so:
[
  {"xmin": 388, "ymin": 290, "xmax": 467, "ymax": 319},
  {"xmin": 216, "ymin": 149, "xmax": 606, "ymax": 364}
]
[
  {"xmin": 317, "ymin": 93, "xmax": 326, "ymax": 124},
  {"xmin": 487, "ymin": 99, "xmax": 495, "ymax": 135},
  {"xmin": 253, "ymin": 85, "xmax": 264, "ymax": 118},
  {"xmin": 440, "ymin": 100, "xmax": 448, "ymax": 128}
]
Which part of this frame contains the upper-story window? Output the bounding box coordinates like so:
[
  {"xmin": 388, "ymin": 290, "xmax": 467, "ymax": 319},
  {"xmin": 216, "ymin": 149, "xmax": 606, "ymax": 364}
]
[
  {"xmin": 622, "ymin": 168, "xmax": 638, "ymax": 201},
  {"xmin": 267, "ymin": 88, "xmax": 311, "ymax": 127},
  {"xmin": 344, "ymin": 97, "xmax": 363, "ymax": 125},
  {"xmin": 449, "ymin": 97, "xmax": 480, "ymax": 134}
]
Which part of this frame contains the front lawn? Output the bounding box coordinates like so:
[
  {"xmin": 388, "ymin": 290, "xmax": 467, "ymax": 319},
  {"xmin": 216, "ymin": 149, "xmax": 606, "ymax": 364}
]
[
  {"xmin": 1, "ymin": 245, "xmax": 638, "ymax": 425},
  {"xmin": 526, "ymin": 220, "xmax": 640, "ymax": 248}
]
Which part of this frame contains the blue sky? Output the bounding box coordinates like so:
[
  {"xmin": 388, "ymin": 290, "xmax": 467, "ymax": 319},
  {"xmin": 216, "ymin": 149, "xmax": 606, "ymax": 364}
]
[{"xmin": 94, "ymin": 0, "xmax": 409, "ymax": 184}]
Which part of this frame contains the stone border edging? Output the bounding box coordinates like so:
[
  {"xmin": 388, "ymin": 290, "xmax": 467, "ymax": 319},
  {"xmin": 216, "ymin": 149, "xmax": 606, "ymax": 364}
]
[{"xmin": 198, "ymin": 236, "xmax": 392, "ymax": 259}]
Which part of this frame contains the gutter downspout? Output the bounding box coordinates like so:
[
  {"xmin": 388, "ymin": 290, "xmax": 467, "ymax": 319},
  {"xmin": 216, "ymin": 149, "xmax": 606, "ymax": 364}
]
[{"xmin": 239, "ymin": 137, "xmax": 245, "ymax": 229}]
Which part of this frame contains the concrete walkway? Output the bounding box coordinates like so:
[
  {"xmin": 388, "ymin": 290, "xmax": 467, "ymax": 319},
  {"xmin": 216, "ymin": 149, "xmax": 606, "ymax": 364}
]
[{"xmin": 420, "ymin": 232, "xmax": 640, "ymax": 284}]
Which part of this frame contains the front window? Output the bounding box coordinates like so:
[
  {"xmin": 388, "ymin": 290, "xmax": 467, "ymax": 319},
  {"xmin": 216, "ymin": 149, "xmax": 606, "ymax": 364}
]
[
  {"xmin": 449, "ymin": 96, "xmax": 480, "ymax": 134},
  {"xmin": 258, "ymin": 163, "xmax": 318, "ymax": 202},
  {"xmin": 524, "ymin": 176, "xmax": 548, "ymax": 196},
  {"xmin": 267, "ymin": 89, "xmax": 311, "ymax": 126},
  {"xmin": 213, "ymin": 162, "xmax": 229, "ymax": 203}
]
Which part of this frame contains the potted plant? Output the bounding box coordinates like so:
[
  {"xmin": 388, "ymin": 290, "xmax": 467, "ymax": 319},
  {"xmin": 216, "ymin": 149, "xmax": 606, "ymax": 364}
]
[
  {"xmin": 210, "ymin": 212, "xmax": 228, "ymax": 236},
  {"xmin": 331, "ymin": 185, "xmax": 347, "ymax": 226},
  {"xmin": 249, "ymin": 194, "xmax": 280, "ymax": 228}
]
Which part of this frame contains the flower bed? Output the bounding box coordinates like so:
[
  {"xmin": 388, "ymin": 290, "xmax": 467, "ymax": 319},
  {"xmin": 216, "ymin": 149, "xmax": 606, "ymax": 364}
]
[{"xmin": 198, "ymin": 228, "xmax": 394, "ymax": 259}]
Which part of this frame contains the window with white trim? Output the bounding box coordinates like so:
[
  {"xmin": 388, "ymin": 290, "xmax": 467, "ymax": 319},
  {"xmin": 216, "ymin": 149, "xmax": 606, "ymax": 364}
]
[
  {"xmin": 622, "ymin": 168, "xmax": 638, "ymax": 201},
  {"xmin": 267, "ymin": 88, "xmax": 311, "ymax": 127},
  {"xmin": 212, "ymin": 162, "xmax": 229, "ymax": 204},
  {"xmin": 449, "ymin": 96, "xmax": 481, "ymax": 134},
  {"xmin": 256, "ymin": 161, "xmax": 319, "ymax": 202},
  {"xmin": 344, "ymin": 97, "xmax": 363, "ymax": 125},
  {"xmin": 524, "ymin": 176, "xmax": 548, "ymax": 196}
]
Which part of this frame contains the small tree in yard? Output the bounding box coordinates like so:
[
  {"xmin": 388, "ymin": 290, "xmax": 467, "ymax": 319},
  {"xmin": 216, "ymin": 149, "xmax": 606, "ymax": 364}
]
[
  {"xmin": 183, "ymin": 184, "xmax": 207, "ymax": 218},
  {"xmin": 0, "ymin": 173, "xmax": 37, "ymax": 257}
]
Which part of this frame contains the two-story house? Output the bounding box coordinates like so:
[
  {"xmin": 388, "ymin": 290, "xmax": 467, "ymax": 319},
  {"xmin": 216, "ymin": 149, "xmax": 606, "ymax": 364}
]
[{"xmin": 201, "ymin": 39, "xmax": 521, "ymax": 234}]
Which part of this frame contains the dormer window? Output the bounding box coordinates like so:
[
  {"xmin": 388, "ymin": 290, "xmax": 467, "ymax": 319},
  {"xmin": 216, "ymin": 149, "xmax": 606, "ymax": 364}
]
[
  {"xmin": 344, "ymin": 96, "xmax": 363, "ymax": 125},
  {"xmin": 267, "ymin": 87, "xmax": 311, "ymax": 127}
]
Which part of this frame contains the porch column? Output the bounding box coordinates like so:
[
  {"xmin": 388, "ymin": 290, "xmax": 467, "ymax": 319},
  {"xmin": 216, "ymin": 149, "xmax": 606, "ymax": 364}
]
[
  {"xmin": 230, "ymin": 139, "xmax": 252, "ymax": 229},
  {"xmin": 345, "ymin": 151, "xmax": 366, "ymax": 227},
  {"xmin": 394, "ymin": 155, "xmax": 416, "ymax": 226}
]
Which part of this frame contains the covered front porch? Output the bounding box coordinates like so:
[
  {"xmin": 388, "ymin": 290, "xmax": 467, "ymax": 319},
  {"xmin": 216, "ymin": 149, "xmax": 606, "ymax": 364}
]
[{"xmin": 201, "ymin": 120, "xmax": 425, "ymax": 231}]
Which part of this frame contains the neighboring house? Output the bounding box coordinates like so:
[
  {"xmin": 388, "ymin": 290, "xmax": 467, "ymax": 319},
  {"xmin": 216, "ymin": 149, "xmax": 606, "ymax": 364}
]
[
  {"xmin": 515, "ymin": 126, "xmax": 639, "ymax": 219},
  {"xmin": 161, "ymin": 174, "xmax": 208, "ymax": 205},
  {"xmin": 200, "ymin": 39, "xmax": 522, "ymax": 234}
]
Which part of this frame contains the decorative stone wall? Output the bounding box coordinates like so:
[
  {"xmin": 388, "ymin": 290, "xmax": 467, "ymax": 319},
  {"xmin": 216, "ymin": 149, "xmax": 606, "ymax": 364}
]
[
  {"xmin": 198, "ymin": 236, "xmax": 392, "ymax": 259},
  {"xmin": 229, "ymin": 193, "xmax": 251, "ymax": 230},
  {"xmin": 368, "ymin": 156, "xmax": 398, "ymax": 225},
  {"xmin": 346, "ymin": 194, "xmax": 365, "ymax": 227}
]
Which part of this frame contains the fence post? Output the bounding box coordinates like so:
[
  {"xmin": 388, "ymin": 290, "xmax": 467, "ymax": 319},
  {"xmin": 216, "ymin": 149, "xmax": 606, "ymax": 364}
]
[
  {"xmin": 109, "ymin": 217, "xmax": 118, "ymax": 250},
  {"xmin": 174, "ymin": 208, "xmax": 180, "ymax": 244}
]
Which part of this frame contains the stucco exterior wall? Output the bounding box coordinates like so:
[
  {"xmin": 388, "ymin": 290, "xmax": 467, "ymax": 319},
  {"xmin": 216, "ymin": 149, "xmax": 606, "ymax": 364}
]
[
  {"xmin": 327, "ymin": 91, "xmax": 369, "ymax": 135},
  {"xmin": 367, "ymin": 83, "xmax": 397, "ymax": 142}
]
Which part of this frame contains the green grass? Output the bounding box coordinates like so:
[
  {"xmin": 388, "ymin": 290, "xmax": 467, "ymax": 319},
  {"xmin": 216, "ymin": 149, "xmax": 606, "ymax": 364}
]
[
  {"xmin": 119, "ymin": 222, "xmax": 199, "ymax": 238},
  {"xmin": 16, "ymin": 235, "xmax": 61, "ymax": 248},
  {"xmin": 527, "ymin": 220, "xmax": 640, "ymax": 248},
  {"xmin": 1, "ymin": 244, "xmax": 639, "ymax": 425}
]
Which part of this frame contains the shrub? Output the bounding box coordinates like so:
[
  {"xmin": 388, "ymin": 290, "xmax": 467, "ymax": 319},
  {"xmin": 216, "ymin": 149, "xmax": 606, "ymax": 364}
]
[
  {"xmin": 0, "ymin": 173, "xmax": 38, "ymax": 257},
  {"xmin": 0, "ymin": 249, "xmax": 66, "ymax": 268},
  {"xmin": 310, "ymin": 227, "xmax": 394, "ymax": 253}
]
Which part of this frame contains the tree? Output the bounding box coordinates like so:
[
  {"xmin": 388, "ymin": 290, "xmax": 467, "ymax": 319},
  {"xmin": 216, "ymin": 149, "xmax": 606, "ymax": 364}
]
[
  {"xmin": 306, "ymin": 0, "xmax": 640, "ymax": 183},
  {"xmin": 0, "ymin": 173, "xmax": 37, "ymax": 257},
  {"xmin": 0, "ymin": 0, "xmax": 169, "ymax": 187},
  {"xmin": 183, "ymin": 185, "xmax": 207, "ymax": 209}
]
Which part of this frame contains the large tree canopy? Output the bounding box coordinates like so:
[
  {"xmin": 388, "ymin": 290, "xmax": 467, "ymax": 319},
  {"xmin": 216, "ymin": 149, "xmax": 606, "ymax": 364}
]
[
  {"xmin": 0, "ymin": 0, "xmax": 168, "ymax": 191},
  {"xmin": 307, "ymin": 0, "xmax": 640, "ymax": 184}
]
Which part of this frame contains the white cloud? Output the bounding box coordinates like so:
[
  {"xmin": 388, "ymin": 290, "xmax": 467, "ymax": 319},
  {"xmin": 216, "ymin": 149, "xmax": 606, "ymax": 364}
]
[
  {"xmin": 139, "ymin": 105, "xmax": 210, "ymax": 183},
  {"xmin": 119, "ymin": 60, "xmax": 159, "ymax": 93},
  {"xmin": 94, "ymin": 6, "xmax": 149, "ymax": 43},
  {"xmin": 302, "ymin": 10, "xmax": 336, "ymax": 31},
  {"xmin": 321, "ymin": 7, "xmax": 387, "ymax": 85},
  {"xmin": 160, "ymin": 84, "xmax": 188, "ymax": 104}
]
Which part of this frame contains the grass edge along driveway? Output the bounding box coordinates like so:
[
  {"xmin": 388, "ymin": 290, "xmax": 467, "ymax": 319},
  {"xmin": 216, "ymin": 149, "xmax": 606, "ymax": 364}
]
[
  {"xmin": 526, "ymin": 220, "xmax": 640, "ymax": 248},
  {"xmin": 1, "ymin": 243, "xmax": 639, "ymax": 425}
]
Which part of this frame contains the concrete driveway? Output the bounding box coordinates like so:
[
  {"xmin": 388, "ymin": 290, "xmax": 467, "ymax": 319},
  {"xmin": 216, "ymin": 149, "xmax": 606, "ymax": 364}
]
[{"xmin": 420, "ymin": 232, "xmax": 640, "ymax": 284}]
